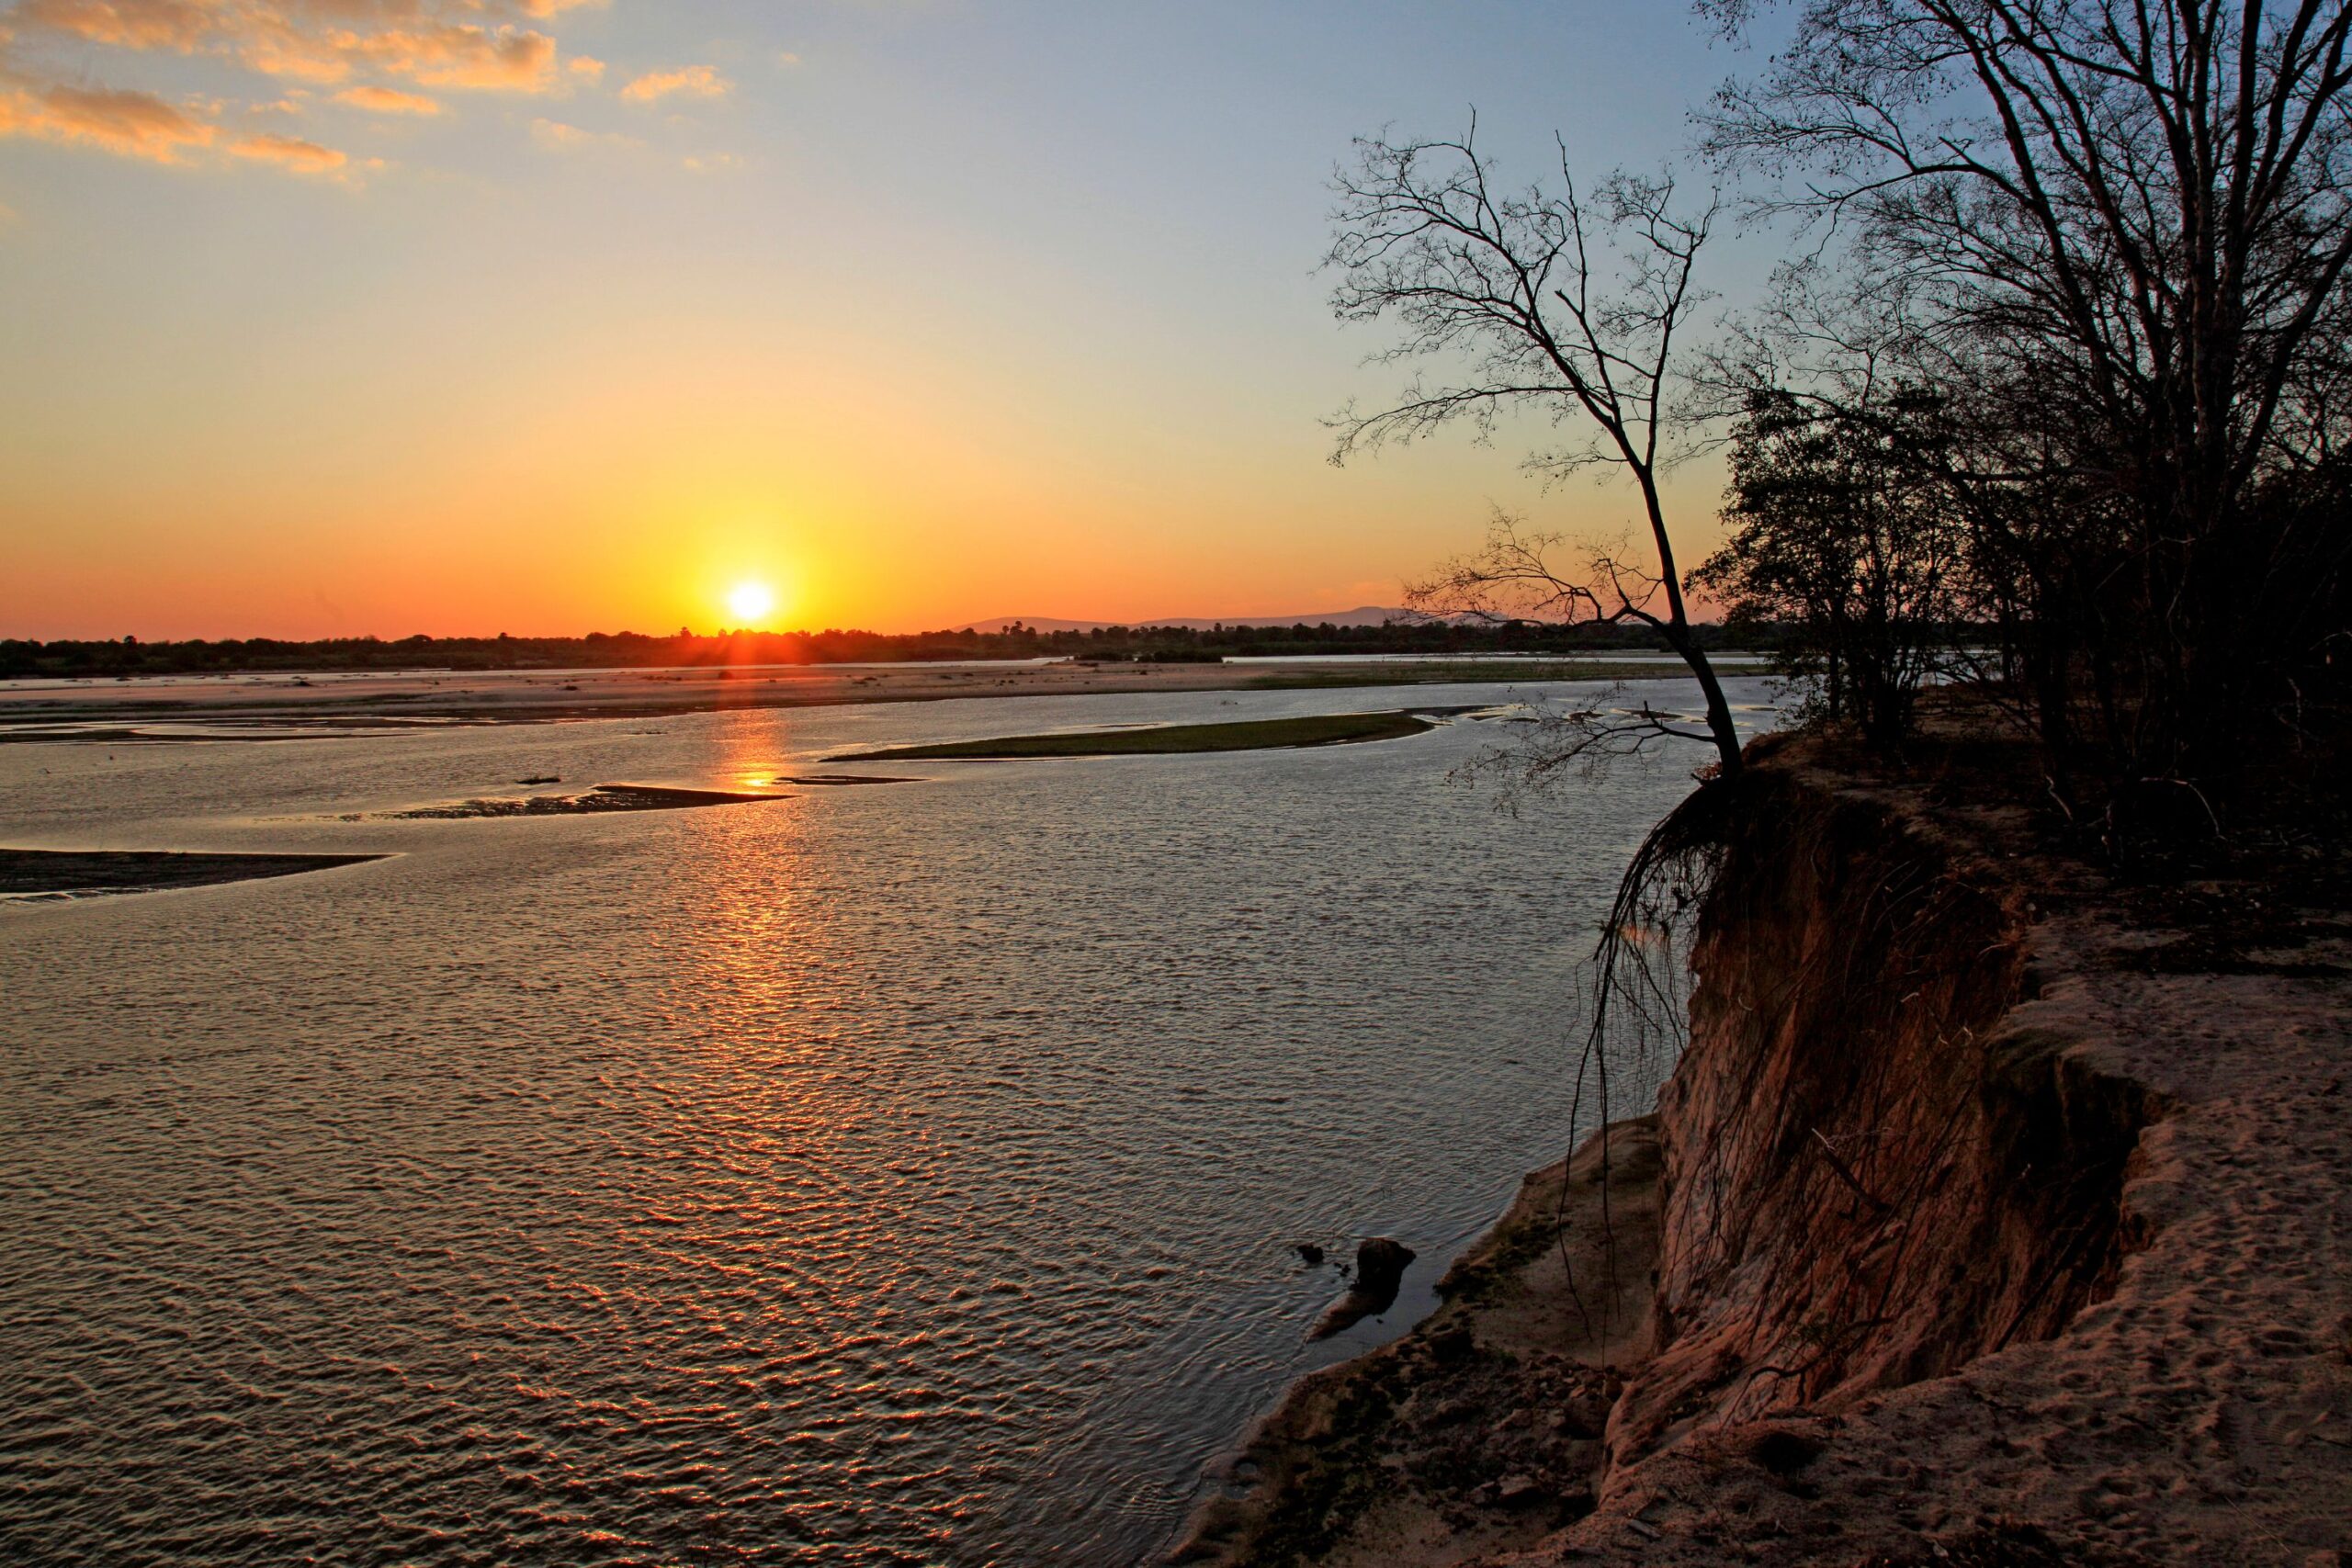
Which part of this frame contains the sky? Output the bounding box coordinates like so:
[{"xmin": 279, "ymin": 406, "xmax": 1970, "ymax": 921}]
[{"xmin": 0, "ymin": 1, "xmax": 1783, "ymax": 638}]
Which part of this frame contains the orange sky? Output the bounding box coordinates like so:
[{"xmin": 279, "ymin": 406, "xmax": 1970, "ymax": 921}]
[{"xmin": 0, "ymin": 2, "xmax": 1747, "ymax": 638}]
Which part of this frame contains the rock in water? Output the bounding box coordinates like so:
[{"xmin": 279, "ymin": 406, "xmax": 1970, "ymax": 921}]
[
  {"xmin": 1354, "ymin": 1236, "xmax": 1413, "ymax": 1296},
  {"xmin": 1310, "ymin": 1236, "xmax": 1417, "ymax": 1339}
]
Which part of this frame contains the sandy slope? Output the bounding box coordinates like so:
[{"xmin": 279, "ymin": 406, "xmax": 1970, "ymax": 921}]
[
  {"xmin": 1183, "ymin": 739, "xmax": 2350, "ymax": 1568},
  {"xmin": 1498, "ymin": 899, "xmax": 2352, "ymax": 1566}
]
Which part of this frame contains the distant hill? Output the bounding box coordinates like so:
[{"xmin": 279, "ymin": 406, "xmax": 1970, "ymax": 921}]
[{"xmin": 954, "ymin": 606, "xmax": 1414, "ymax": 633}]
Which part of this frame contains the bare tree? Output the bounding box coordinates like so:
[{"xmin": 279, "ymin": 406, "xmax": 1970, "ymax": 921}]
[
  {"xmin": 1328, "ymin": 126, "xmax": 1747, "ymax": 777},
  {"xmin": 1699, "ymin": 0, "xmax": 2352, "ymax": 791}
]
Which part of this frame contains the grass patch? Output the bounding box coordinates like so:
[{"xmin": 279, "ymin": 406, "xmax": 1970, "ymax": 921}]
[{"xmin": 833, "ymin": 709, "xmax": 1436, "ymax": 761}]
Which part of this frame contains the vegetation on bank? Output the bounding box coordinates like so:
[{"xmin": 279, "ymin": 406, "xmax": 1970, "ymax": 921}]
[
  {"xmin": 834, "ymin": 710, "xmax": 1436, "ymax": 761},
  {"xmin": 1245, "ymin": 660, "xmax": 1712, "ymax": 691},
  {"xmin": 1333, "ymin": 0, "xmax": 2350, "ymax": 852},
  {"xmin": 0, "ymin": 620, "xmax": 1761, "ymax": 682}
]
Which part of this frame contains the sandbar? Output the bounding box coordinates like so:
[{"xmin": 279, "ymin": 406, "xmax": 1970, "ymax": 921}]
[
  {"xmin": 832, "ymin": 709, "xmax": 1438, "ymax": 761},
  {"xmin": 0, "ymin": 849, "xmax": 386, "ymax": 898},
  {"xmin": 379, "ymin": 783, "xmax": 787, "ymax": 819}
]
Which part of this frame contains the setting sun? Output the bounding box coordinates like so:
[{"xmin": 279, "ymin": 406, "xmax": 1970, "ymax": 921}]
[{"xmin": 726, "ymin": 580, "xmax": 778, "ymax": 626}]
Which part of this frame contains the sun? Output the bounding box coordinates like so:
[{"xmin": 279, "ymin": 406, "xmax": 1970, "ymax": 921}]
[{"xmin": 726, "ymin": 579, "xmax": 778, "ymax": 627}]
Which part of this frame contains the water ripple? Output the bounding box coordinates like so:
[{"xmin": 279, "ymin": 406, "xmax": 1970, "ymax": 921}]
[{"xmin": 0, "ymin": 682, "xmax": 1771, "ymax": 1564}]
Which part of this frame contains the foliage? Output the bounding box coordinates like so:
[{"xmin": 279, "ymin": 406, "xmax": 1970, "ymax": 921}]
[
  {"xmin": 1692, "ymin": 387, "xmax": 1968, "ymax": 750},
  {"xmin": 1699, "ymin": 0, "xmax": 2352, "ymax": 812},
  {"xmin": 0, "ymin": 619, "xmax": 1757, "ymax": 681}
]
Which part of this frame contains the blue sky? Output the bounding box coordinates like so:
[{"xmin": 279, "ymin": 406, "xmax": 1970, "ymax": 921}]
[{"xmin": 0, "ymin": 2, "xmax": 1790, "ymax": 636}]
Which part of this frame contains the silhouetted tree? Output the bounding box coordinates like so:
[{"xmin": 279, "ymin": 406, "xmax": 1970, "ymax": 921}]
[
  {"xmin": 1701, "ymin": 0, "xmax": 2352, "ymax": 800},
  {"xmin": 1327, "ymin": 125, "xmax": 1747, "ymax": 776},
  {"xmin": 1692, "ymin": 387, "xmax": 1967, "ymax": 750}
]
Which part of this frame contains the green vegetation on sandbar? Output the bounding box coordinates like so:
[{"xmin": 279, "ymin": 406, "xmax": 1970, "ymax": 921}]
[
  {"xmin": 833, "ymin": 709, "xmax": 1436, "ymax": 761},
  {"xmin": 1244, "ymin": 659, "xmax": 1716, "ymax": 690}
]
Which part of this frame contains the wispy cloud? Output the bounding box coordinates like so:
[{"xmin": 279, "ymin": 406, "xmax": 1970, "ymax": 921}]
[
  {"xmin": 17, "ymin": 2, "xmax": 588, "ymax": 90},
  {"xmin": 334, "ymin": 85, "xmax": 442, "ymax": 117},
  {"xmin": 0, "ymin": 1, "xmax": 603, "ymax": 176},
  {"xmin": 238, "ymin": 23, "xmax": 559, "ymax": 90},
  {"xmin": 13, "ymin": 1, "xmax": 213, "ymax": 52},
  {"xmin": 529, "ymin": 116, "xmax": 639, "ymax": 152},
  {"xmin": 0, "ymin": 83, "xmax": 218, "ymax": 164},
  {"xmin": 619, "ymin": 64, "xmax": 729, "ymax": 105},
  {"xmin": 229, "ymin": 130, "xmax": 346, "ymax": 174}
]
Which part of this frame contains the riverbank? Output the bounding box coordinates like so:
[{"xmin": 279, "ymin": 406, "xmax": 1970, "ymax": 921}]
[
  {"xmin": 1173, "ymin": 1117, "xmax": 1664, "ymax": 1567},
  {"xmin": 1180, "ymin": 721, "xmax": 2351, "ymax": 1566}
]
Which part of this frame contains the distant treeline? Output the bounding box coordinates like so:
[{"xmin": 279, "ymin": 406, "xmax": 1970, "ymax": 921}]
[{"xmin": 0, "ymin": 618, "xmax": 1765, "ymax": 680}]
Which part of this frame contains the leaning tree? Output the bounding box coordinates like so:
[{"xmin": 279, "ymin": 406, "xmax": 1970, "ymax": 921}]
[{"xmin": 1328, "ymin": 127, "xmax": 1747, "ymax": 778}]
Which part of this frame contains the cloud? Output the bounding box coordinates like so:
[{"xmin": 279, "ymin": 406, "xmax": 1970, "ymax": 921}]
[
  {"xmin": 566, "ymin": 54, "xmax": 604, "ymax": 81},
  {"xmin": 229, "ymin": 130, "xmax": 346, "ymax": 173},
  {"xmin": 619, "ymin": 64, "xmax": 729, "ymax": 105},
  {"xmin": 775, "ymin": 51, "xmax": 801, "ymax": 68},
  {"xmin": 0, "ymin": 0, "xmax": 605, "ymax": 179},
  {"xmin": 14, "ymin": 4, "xmax": 582, "ymax": 94},
  {"xmin": 334, "ymin": 85, "xmax": 440, "ymax": 116},
  {"xmin": 529, "ymin": 116, "xmax": 638, "ymax": 152},
  {"xmin": 13, "ymin": 1, "xmax": 212, "ymax": 51},
  {"xmin": 0, "ymin": 83, "xmax": 217, "ymax": 163},
  {"xmin": 373, "ymin": 27, "xmax": 558, "ymax": 90}
]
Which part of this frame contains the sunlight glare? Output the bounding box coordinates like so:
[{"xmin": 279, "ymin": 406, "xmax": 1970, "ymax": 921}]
[{"xmin": 727, "ymin": 580, "xmax": 778, "ymax": 627}]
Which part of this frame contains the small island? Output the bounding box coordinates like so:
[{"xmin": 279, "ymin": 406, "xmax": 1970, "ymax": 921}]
[{"xmin": 831, "ymin": 709, "xmax": 1439, "ymax": 761}]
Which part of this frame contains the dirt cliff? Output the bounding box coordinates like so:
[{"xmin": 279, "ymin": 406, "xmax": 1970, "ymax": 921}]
[
  {"xmin": 1177, "ymin": 728, "xmax": 2351, "ymax": 1566},
  {"xmin": 1513, "ymin": 731, "xmax": 2352, "ymax": 1565}
]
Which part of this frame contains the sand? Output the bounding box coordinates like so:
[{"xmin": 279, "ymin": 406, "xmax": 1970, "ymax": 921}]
[
  {"xmin": 1182, "ymin": 740, "xmax": 2352, "ymax": 1567},
  {"xmin": 1501, "ymin": 872, "xmax": 2352, "ymax": 1566},
  {"xmin": 0, "ymin": 660, "xmax": 1693, "ymax": 741}
]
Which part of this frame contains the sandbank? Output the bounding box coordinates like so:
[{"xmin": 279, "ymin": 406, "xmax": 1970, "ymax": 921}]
[
  {"xmin": 0, "ymin": 849, "xmax": 386, "ymax": 899},
  {"xmin": 832, "ymin": 710, "xmax": 1439, "ymax": 761}
]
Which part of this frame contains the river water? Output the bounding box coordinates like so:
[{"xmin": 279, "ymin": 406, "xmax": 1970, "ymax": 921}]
[{"xmin": 0, "ymin": 676, "xmax": 1772, "ymax": 1566}]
